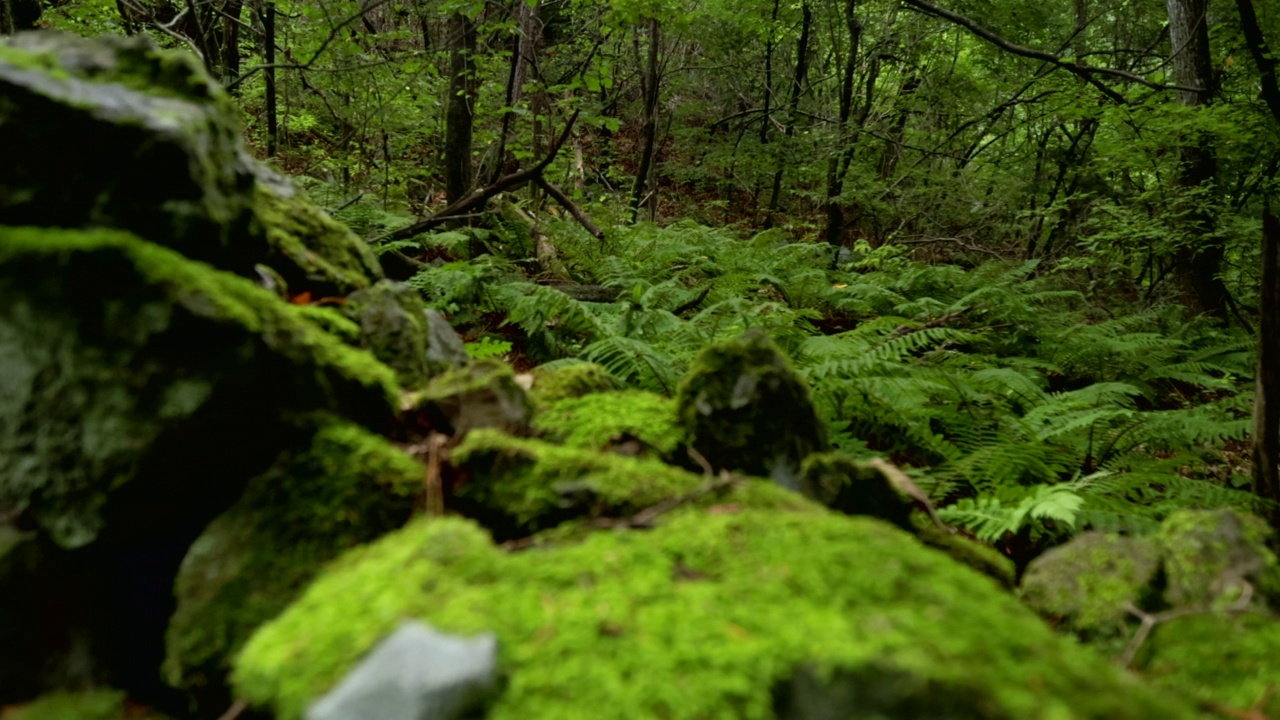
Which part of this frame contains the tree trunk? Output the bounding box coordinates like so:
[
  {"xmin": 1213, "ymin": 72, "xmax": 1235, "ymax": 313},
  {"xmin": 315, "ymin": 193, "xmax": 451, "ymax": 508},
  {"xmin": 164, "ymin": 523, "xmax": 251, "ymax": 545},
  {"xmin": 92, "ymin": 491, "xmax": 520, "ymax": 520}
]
[
  {"xmin": 1235, "ymin": 0, "xmax": 1280, "ymax": 126},
  {"xmin": 263, "ymin": 0, "xmax": 278, "ymax": 157},
  {"xmin": 220, "ymin": 1, "xmax": 244, "ymax": 87},
  {"xmin": 763, "ymin": 2, "xmax": 812, "ymax": 230},
  {"xmin": 445, "ymin": 12, "xmax": 478, "ymax": 204},
  {"xmin": 1166, "ymin": 0, "xmax": 1228, "ymax": 319},
  {"xmin": 0, "ymin": 0, "xmax": 13, "ymax": 35},
  {"xmin": 1254, "ymin": 212, "xmax": 1280, "ymax": 530},
  {"xmin": 490, "ymin": 0, "xmax": 540, "ymax": 185},
  {"xmin": 823, "ymin": 0, "xmax": 862, "ymax": 246},
  {"xmin": 629, "ymin": 18, "xmax": 661, "ymax": 223}
]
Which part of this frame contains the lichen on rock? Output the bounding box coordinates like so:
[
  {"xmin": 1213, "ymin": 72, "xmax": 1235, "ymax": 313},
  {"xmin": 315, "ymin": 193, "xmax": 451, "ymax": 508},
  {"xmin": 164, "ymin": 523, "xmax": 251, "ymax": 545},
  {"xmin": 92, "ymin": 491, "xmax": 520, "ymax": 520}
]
[
  {"xmin": 233, "ymin": 508, "xmax": 1193, "ymax": 720},
  {"xmin": 163, "ymin": 415, "xmax": 423, "ymax": 705}
]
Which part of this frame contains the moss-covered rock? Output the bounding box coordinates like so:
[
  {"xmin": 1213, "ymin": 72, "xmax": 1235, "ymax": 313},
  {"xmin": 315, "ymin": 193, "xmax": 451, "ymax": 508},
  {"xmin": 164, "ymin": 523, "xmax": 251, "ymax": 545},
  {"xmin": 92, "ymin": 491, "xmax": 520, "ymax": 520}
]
[
  {"xmin": 527, "ymin": 362, "xmax": 618, "ymax": 410},
  {"xmin": 0, "ymin": 689, "xmax": 168, "ymax": 720},
  {"xmin": 1156, "ymin": 508, "xmax": 1280, "ymax": 608},
  {"xmin": 0, "ymin": 227, "xmax": 397, "ymax": 549},
  {"xmin": 407, "ymin": 358, "xmax": 532, "ymax": 437},
  {"xmin": 0, "ymin": 227, "xmax": 398, "ymax": 703},
  {"xmin": 676, "ymin": 329, "xmax": 827, "ymax": 488},
  {"xmin": 0, "ymin": 31, "xmax": 379, "ymax": 294},
  {"xmin": 450, "ymin": 429, "xmax": 705, "ymax": 534},
  {"xmin": 1020, "ymin": 533, "xmax": 1162, "ymax": 633},
  {"xmin": 341, "ymin": 280, "xmax": 435, "ymax": 387},
  {"xmin": 912, "ymin": 518, "xmax": 1018, "ymax": 590},
  {"xmin": 532, "ymin": 390, "xmax": 684, "ymax": 456},
  {"xmin": 796, "ymin": 452, "xmax": 913, "ymax": 528},
  {"xmin": 233, "ymin": 506, "xmax": 1193, "ymax": 720},
  {"xmin": 1140, "ymin": 612, "xmax": 1280, "ymax": 716},
  {"xmin": 163, "ymin": 416, "xmax": 423, "ymax": 707}
]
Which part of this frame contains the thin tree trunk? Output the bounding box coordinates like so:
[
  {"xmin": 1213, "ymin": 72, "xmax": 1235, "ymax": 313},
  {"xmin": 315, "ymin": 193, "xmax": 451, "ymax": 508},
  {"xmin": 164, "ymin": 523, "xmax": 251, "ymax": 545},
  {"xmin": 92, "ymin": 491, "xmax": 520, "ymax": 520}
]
[
  {"xmin": 0, "ymin": 0, "xmax": 13, "ymax": 35},
  {"xmin": 629, "ymin": 18, "xmax": 661, "ymax": 223},
  {"xmin": 1166, "ymin": 0, "xmax": 1228, "ymax": 318},
  {"xmin": 763, "ymin": 2, "xmax": 812, "ymax": 230},
  {"xmin": 264, "ymin": 0, "xmax": 278, "ymax": 157},
  {"xmin": 1235, "ymin": 0, "xmax": 1280, "ymax": 126},
  {"xmin": 491, "ymin": 0, "xmax": 540, "ymax": 184},
  {"xmin": 824, "ymin": 0, "xmax": 862, "ymax": 246},
  {"xmin": 221, "ymin": 0, "xmax": 243, "ymax": 85},
  {"xmin": 1254, "ymin": 212, "xmax": 1280, "ymax": 529},
  {"xmin": 445, "ymin": 12, "xmax": 478, "ymax": 204}
]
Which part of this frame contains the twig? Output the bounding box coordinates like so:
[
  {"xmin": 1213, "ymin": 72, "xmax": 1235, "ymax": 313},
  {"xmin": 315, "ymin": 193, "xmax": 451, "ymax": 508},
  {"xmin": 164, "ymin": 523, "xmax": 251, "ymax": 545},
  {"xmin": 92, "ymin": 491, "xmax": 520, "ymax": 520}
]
[
  {"xmin": 1119, "ymin": 582, "xmax": 1254, "ymax": 668},
  {"xmin": 216, "ymin": 699, "xmax": 247, "ymax": 720}
]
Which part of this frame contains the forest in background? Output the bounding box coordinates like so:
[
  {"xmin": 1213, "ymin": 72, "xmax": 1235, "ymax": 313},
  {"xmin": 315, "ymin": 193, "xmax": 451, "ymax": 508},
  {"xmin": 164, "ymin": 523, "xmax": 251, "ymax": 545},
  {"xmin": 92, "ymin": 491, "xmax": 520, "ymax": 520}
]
[{"xmin": 22, "ymin": 0, "xmax": 1280, "ymax": 557}]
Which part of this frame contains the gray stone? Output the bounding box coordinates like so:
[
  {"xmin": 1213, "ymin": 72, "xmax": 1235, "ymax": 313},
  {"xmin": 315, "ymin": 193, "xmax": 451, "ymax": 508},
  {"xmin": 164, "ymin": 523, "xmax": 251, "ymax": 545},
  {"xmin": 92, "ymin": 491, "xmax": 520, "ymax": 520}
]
[
  {"xmin": 424, "ymin": 308, "xmax": 470, "ymax": 372},
  {"xmin": 1019, "ymin": 533, "xmax": 1162, "ymax": 633},
  {"xmin": 307, "ymin": 621, "xmax": 498, "ymax": 720},
  {"xmin": 414, "ymin": 359, "xmax": 532, "ymax": 437},
  {"xmin": 343, "ymin": 281, "xmax": 434, "ymax": 387}
]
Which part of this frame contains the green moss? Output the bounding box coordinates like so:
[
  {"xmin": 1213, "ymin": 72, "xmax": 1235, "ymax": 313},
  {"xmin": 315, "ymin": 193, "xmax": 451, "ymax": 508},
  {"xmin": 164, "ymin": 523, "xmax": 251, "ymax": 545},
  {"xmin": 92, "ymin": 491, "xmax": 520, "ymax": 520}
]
[
  {"xmin": 0, "ymin": 690, "xmax": 167, "ymax": 720},
  {"xmin": 528, "ymin": 362, "xmax": 618, "ymax": 409},
  {"xmin": 1141, "ymin": 612, "xmax": 1280, "ymax": 715},
  {"xmin": 234, "ymin": 509, "xmax": 1192, "ymax": 720},
  {"xmin": 164, "ymin": 416, "xmax": 422, "ymax": 697},
  {"xmin": 340, "ymin": 280, "xmax": 433, "ymax": 387},
  {"xmin": 451, "ymin": 430, "xmax": 705, "ymax": 531},
  {"xmin": 0, "ymin": 226, "xmax": 399, "ymax": 548},
  {"xmin": 1019, "ymin": 533, "xmax": 1161, "ymax": 633},
  {"xmin": 797, "ymin": 452, "xmax": 913, "ymax": 527},
  {"xmin": 293, "ymin": 305, "xmax": 360, "ymax": 343},
  {"xmin": 252, "ymin": 183, "xmax": 382, "ymax": 295},
  {"xmin": 532, "ymin": 390, "xmax": 684, "ymax": 455}
]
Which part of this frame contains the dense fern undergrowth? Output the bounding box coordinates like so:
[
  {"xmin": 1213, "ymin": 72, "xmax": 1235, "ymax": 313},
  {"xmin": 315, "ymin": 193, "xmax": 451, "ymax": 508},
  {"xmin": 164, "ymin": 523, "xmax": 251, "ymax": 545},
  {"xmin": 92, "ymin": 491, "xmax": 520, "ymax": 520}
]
[{"xmin": 347, "ymin": 197, "xmax": 1266, "ymax": 558}]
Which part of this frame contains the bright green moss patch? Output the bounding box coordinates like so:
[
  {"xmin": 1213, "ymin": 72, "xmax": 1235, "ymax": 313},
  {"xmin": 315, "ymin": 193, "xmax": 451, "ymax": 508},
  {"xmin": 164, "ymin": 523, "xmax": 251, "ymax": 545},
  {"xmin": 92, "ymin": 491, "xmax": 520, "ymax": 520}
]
[
  {"xmin": 451, "ymin": 429, "xmax": 705, "ymax": 530},
  {"xmin": 163, "ymin": 417, "xmax": 422, "ymax": 696},
  {"xmin": 1157, "ymin": 509, "xmax": 1280, "ymax": 608},
  {"xmin": 234, "ymin": 510, "xmax": 1192, "ymax": 720},
  {"xmin": 528, "ymin": 362, "xmax": 618, "ymax": 409},
  {"xmin": 532, "ymin": 390, "xmax": 684, "ymax": 454}
]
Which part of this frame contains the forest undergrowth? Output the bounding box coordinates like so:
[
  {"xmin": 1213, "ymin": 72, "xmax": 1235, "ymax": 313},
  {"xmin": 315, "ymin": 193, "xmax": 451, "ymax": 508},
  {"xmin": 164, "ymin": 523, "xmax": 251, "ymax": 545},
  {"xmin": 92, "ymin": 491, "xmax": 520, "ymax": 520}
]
[{"xmin": 337, "ymin": 196, "xmax": 1268, "ymax": 562}]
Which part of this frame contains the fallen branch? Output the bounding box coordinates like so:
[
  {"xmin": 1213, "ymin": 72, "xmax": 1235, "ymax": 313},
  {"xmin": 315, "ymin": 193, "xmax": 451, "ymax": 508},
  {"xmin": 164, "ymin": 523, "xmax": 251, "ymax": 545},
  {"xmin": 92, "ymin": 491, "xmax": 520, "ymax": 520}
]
[
  {"xmin": 379, "ymin": 111, "xmax": 581, "ymax": 243},
  {"xmin": 1119, "ymin": 582, "xmax": 1254, "ymax": 668},
  {"xmin": 535, "ymin": 176, "xmax": 606, "ymax": 243}
]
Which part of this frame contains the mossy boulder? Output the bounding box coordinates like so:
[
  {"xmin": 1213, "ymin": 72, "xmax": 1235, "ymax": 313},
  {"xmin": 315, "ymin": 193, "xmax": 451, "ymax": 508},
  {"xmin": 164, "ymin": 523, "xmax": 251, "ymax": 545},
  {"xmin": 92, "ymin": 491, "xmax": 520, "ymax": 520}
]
[
  {"xmin": 1020, "ymin": 509, "xmax": 1280, "ymax": 640},
  {"xmin": 1157, "ymin": 508, "xmax": 1280, "ymax": 608},
  {"xmin": 0, "ymin": 31, "xmax": 380, "ymax": 294},
  {"xmin": 163, "ymin": 417, "xmax": 423, "ymax": 708},
  {"xmin": 341, "ymin": 280, "xmax": 440, "ymax": 387},
  {"xmin": 1020, "ymin": 533, "xmax": 1162, "ymax": 632},
  {"xmin": 232, "ymin": 505, "xmax": 1194, "ymax": 720},
  {"xmin": 532, "ymin": 389, "xmax": 684, "ymax": 456},
  {"xmin": 527, "ymin": 362, "xmax": 618, "ymax": 410},
  {"xmin": 1140, "ymin": 611, "xmax": 1280, "ymax": 716},
  {"xmin": 0, "ymin": 227, "xmax": 398, "ymax": 704},
  {"xmin": 797, "ymin": 452, "xmax": 913, "ymax": 528},
  {"xmin": 0, "ymin": 689, "xmax": 168, "ymax": 720},
  {"xmin": 407, "ymin": 358, "xmax": 532, "ymax": 437},
  {"xmin": 676, "ymin": 328, "xmax": 827, "ymax": 488},
  {"xmin": 450, "ymin": 429, "xmax": 705, "ymax": 535}
]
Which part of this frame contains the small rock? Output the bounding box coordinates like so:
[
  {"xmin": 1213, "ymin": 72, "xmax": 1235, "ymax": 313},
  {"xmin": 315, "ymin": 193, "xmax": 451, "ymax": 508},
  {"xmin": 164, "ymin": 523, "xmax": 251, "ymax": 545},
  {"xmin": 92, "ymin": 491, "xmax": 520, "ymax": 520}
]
[
  {"xmin": 413, "ymin": 359, "xmax": 532, "ymax": 436},
  {"xmin": 343, "ymin": 281, "xmax": 433, "ymax": 387},
  {"xmin": 424, "ymin": 309, "xmax": 470, "ymax": 372},
  {"xmin": 307, "ymin": 621, "xmax": 498, "ymax": 720}
]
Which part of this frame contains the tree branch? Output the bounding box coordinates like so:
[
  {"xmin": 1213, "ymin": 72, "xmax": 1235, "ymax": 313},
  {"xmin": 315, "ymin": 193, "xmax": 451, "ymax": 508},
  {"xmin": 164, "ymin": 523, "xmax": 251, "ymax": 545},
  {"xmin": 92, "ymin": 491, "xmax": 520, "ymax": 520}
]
[
  {"xmin": 900, "ymin": 0, "xmax": 1200, "ymax": 104},
  {"xmin": 378, "ymin": 110, "xmax": 581, "ymax": 243}
]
